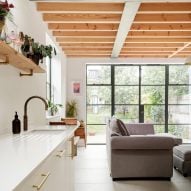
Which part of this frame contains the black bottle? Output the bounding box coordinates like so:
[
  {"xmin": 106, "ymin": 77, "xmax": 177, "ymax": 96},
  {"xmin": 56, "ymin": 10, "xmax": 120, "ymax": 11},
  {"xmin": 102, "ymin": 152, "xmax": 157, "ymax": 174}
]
[{"xmin": 12, "ymin": 112, "xmax": 21, "ymax": 134}]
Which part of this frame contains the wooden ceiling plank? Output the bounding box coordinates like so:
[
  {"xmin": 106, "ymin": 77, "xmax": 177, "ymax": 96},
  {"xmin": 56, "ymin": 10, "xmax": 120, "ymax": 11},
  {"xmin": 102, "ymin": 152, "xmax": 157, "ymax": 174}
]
[
  {"xmin": 125, "ymin": 38, "xmax": 191, "ymax": 43},
  {"xmin": 119, "ymin": 55, "xmax": 169, "ymax": 58},
  {"xmin": 48, "ymin": 23, "xmax": 119, "ymax": 31},
  {"xmin": 60, "ymin": 43, "xmax": 114, "ymax": 47},
  {"xmin": 52, "ymin": 31, "xmax": 117, "ymax": 36},
  {"xmin": 56, "ymin": 37, "xmax": 115, "ymax": 42},
  {"xmin": 112, "ymin": 1, "xmax": 140, "ymax": 57},
  {"xmin": 134, "ymin": 13, "xmax": 191, "ymax": 23},
  {"xmin": 122, "ymin": 48, "xmax": 177, "ymax": 51},
  {"xmin": 130, "ymin": 23, "xmax": 191, "ymax": 31},
  {"xmin": 139, "ymin": 3, "xmax": 191, "ymax": 13},
  {"xmin": 128, "ymin": 31, "xmax": 191, "ymax": 37},
  {"xmin": 67, "ymin": 55, "xmax": 110, "ymax": 58},
  {"xmin": 123, "ymin": 43, "xmax": 185, "ymax": 48},
  {"xmin": 62, "ymin": 48, "xmax": 113, "ymax": 51},
  {"xmin": 64, "ymin": 51, "xmax": 112, "ymax": 54},
  {"xmin": 37, "ymin": 2, "xmax": 124, "ymax": 12},
  {"xmin": 43, "ymin": 13, "xmax": 121, "ymax": 22}
]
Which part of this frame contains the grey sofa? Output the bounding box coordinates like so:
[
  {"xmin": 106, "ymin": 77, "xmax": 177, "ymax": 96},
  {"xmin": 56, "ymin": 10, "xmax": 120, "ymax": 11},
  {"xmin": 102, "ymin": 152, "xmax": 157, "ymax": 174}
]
[{"xmin": 106, "ymin": 119, "xmax": 176, "ymax": 180}]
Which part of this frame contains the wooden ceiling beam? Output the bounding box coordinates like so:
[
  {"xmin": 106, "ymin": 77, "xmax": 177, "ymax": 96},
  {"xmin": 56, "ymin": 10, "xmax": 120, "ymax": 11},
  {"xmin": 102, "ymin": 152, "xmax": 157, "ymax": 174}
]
[
  {"xmin": 125, "ymin": 38, "xmax": 191, "ymax": 43},
  {"xmin": 37, "ymin": 2, "xmax": 124, "ymax": 12},
  {"xmin": 66, "ymin": 53, "xmax": 111, "ymax": 55},
  {"xmin": 131, "ymin": 23, "xmax": 191, "ymax": 31},
  {"xmin": 52, "ymin": 31, "xmax": 117, "ymax": 36},
  {"xmin": 121, "ymin": 50, "xmax": 174, "ymax": 53},
  {"xmin": 43, "ymin": 13, "xmax": 121, "ymax": 22},
  {"xmin": 128, "ymin": 31, "xmax": 191, "ymax": 37},
  {"xmin": 67, "ymin": 55, "xmax": 110, "ymax": 58},
  {"xmin": 48, "ymin": 23, "xmax": 119, "ymax": 31},
  {"xmin": 60, "ymin": 43, "xmax": 114, "ymax": 47},
  {"xmin": 122, "ymin": 48, "xmax": 177, "ymax": 51},
  {"xmin": 139, "ymin": 3, "xmax": 191, "ymax": 13},
  {"xmin": 64, "ymin": 51, "xmax": 112, "ymax": 54},
  {"xmin": 56, "ymin": 37, "xmax": 115, "ymax": 43},
  {"xmin": 62, "ymin": 47, "xmax": 113, "ymax": 51},
  {"xmin": 134, "ymin": 14, "xmax": 191, "ymax": 23},
  {"xmin": 123, "ymin": 43, "xmax": 185, "ymax": 48},
  {"xmin": 119, "ymin": 55, "xmax": 168, "ymax": 58}
]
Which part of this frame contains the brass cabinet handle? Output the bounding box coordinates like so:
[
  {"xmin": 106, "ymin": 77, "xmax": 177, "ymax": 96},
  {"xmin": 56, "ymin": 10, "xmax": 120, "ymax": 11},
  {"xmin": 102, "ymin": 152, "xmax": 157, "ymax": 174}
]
[
  {"xmin": 33, "ymin": 172, "xmax": 50, "ymax": 190},
  {"xmin": 56, "ymin": 149, "xmax": 66, "ymax": 158}
]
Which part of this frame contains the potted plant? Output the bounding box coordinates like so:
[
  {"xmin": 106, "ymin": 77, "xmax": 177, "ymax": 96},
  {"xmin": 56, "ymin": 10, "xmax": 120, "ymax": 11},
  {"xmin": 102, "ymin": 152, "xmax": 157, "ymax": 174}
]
[
  {"xmin": 48, "ymin": 100, "xmax": 62, "ymax": 116},
  {"xmin": 66, "ymin": 100, "xmax": 77, "ymax": 118},
  {"xmin": 0, "ymin": 0, "xmax": 14, "ymax": 34}
]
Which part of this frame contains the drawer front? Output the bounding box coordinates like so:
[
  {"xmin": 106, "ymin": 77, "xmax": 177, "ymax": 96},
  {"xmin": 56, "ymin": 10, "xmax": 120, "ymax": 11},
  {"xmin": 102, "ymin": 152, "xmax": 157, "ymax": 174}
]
[
  {"xmin": 14, "ymin": 154, "xmax": 55, "ymax": 191},
  {"xmin": 14, "ymin": 141, "xmax": 69, "ymax": 191}
]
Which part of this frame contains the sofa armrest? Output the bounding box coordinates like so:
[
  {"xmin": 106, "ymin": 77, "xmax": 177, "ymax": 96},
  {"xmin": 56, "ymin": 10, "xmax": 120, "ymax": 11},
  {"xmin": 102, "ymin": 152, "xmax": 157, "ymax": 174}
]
[{"xmin": 111, "ymin": 136, "xmax": 174, "ymax": 150}]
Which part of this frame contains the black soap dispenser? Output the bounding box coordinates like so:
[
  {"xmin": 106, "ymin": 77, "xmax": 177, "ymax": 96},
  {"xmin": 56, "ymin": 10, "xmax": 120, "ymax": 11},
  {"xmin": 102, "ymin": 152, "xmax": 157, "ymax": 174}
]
[{"xmin": 12, "ymin": 112, "xmax": 21, "ymax": 134}]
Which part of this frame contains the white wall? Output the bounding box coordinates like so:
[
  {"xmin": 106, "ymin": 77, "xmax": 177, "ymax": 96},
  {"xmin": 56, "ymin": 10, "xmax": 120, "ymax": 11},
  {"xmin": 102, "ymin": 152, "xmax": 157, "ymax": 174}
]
[
  {"xmin": 0, "ymin": 0, "xmax": 54, "ymax": 134},
  {"xmin": 66, "ymin": 57, "xmax": 185, "ymax": 122}
]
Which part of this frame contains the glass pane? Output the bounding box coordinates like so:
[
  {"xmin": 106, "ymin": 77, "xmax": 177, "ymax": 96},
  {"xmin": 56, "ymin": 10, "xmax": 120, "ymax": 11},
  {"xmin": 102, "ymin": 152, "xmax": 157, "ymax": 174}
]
[
  {"xmin": 168, "ymin": 125, "xmax": 191, "ymax": 143},
  {"xmin": 168, "ymin": 105, "xmax": 191, "ymax": 124},
  {"xmin": 115, "ymin": 86, "xmax": 139, "ymax": 104},
  {"xmin": 169, "ymin": 86, "xmax": 191, "ymax": 104},
  {"xmin": 114, "ymin": 105, "xmax": 139, "ymax": 123},
  {"xmin": 141, "ymin": 66, "xmax": 165, "ymax": 85},
  {"xmin": 87, "ymin": 105, "xmax": 111, "ymax": 124},
  {"xmin": 115, "ymin": 66, "xmax": 139, "ymax": 85},
  {"xmin": 154, "ymin": 125, "xmax": 165, "ymax": 133},
  {"xmin": 169, "ymin": 65, "xmax": 190, "ymax": 84},
  {"xmin": 87, "ymin": 65, "xmax": 111, "ymax": 84},
  {"xmin": 87, "ymin": 86, "xmax": 111, "ymax": 104},
  {"xmin": 141, "ymin": 86, "xmax": 165, "ymax": 104},
  {"xmin": 144, "ymin": 105, "xmax": 165, "ymax": 123}
]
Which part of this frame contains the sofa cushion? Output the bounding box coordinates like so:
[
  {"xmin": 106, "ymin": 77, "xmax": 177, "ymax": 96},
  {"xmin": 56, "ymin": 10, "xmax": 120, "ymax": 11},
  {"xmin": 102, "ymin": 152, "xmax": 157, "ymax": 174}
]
[
  {"xmin": 117, "ymin": 119, "xmax": 130, "ymax": 136},
  {"xmin": 126, "ymin": 123, "xmax": 154, "ymax": 135},
  {"xmin": 109, "ymin": 117, "xmax": 122, "ymax": 135},
  {"xmin": 173, "ymin": 145, "xmax": 191, "ymax": 161}
]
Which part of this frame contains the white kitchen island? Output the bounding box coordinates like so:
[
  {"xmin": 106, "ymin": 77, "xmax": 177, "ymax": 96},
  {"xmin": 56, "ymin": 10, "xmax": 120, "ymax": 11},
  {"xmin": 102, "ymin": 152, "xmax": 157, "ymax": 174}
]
[{"xmin": 0, "ymin": 125, "xmax": 78, "ymax": 191}]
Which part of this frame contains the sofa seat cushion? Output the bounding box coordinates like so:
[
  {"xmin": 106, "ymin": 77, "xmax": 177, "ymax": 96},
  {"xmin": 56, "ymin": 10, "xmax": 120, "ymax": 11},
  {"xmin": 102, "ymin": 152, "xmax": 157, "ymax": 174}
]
[
  {"xmin": 173, "ymin": 145, "xmax": 191, "ymax": 161},
  {"xmin": 126, "ymin": 123, "xmax": 154, "ymax": 135},
  {"xmin": 156, "ymin": 133, "xmax": 182, "ymax": 145}
]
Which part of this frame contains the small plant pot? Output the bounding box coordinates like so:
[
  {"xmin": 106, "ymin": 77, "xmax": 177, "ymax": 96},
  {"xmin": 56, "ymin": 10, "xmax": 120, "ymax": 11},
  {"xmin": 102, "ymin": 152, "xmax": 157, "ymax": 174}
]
[{"xmin": 31, "ymin": 54, "xmax": 40, "ymax": 65}]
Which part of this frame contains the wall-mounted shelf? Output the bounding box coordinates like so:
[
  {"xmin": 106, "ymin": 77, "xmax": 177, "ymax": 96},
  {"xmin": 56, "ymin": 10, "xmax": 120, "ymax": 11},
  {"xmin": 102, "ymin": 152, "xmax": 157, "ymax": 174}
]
[{"xmin": 0, "ymin": 40, "xmax": 45, "ymax": 74}]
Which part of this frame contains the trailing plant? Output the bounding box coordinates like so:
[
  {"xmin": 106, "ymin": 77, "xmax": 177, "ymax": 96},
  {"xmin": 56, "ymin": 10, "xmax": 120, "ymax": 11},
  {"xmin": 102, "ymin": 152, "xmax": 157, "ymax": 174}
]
[{"xmin": 20, "ymin": 32, "xmax": 57, "ymax": 65}]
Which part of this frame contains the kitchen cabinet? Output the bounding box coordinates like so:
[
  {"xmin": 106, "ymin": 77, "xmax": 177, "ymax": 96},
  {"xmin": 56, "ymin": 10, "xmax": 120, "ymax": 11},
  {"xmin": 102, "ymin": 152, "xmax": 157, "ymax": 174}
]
[{"xmin": 14, "ymin": 135, "xmax": 75, "ymax": 191}]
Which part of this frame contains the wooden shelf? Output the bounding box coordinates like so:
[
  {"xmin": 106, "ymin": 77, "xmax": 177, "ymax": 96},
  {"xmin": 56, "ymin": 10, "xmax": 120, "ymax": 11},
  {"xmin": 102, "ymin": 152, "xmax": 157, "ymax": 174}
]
[{"xmin": 0, "ymin": 41, "xmax": 45, "ymax": 73}]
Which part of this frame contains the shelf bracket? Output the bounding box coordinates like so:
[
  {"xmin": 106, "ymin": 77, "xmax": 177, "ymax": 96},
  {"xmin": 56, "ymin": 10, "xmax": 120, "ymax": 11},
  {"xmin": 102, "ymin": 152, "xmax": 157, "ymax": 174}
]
[{"xmin": 20, "ymin": 69, "xmax": 33, "ymax": 77}]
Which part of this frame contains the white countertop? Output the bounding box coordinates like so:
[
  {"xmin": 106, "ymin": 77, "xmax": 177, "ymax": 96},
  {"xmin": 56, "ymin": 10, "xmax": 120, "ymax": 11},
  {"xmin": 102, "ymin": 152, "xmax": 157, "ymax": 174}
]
[{"xmin": 0, "ymin": 125, "xmax": 78, "ymax": 191}]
